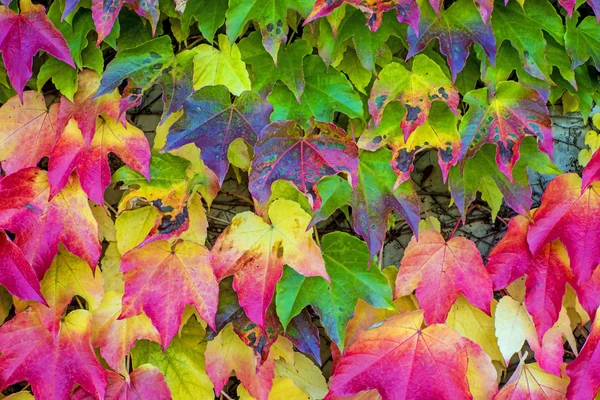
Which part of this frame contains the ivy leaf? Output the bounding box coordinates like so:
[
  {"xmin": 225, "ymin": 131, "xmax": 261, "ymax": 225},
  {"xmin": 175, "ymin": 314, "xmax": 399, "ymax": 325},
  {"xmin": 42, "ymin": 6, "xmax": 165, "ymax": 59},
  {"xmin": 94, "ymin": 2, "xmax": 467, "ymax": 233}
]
[
  {"xmin": 496, "ymin": 357, "xmax": 569, "ymax": 399},
  {"xmin": 32, "ymin": 245, "xmax": 104, "ymax": 337},
  {"xmin": 565, "ymin": 15, "xmax": 600, "ymax": 72},
  {"xmin": 368, "ymin": 56, "xmax": 459, "ymax": 140},
  {"xmin": 396, "ymin": 230, "xmax": 493, "ymax": 324},
  {"xmin": 566, "ymin": 313, "xmax": 600, "ymax": 399},
  {"xmin": 492, "ymin": 0, "xmax": 564, "ymax": 82},
  {"xmin": 582, "ymin": 145, "xmax": 600, "ymax": 191},
  {"xmin": 326, "ymin": 310, "xmax": 474, "ymax": 399},
  {"xmin": 48, "ymin": 116, "xmax": 151, "ymax": 206},
  {"xmin": 120, "ymin": 239, "xmax": 218, "ymax": 348},
  {"xmin": 449, "ymin": 138, "xmax": 561, "ymax": 221},
  {"xmin": 268, "ymin": 55, "xmax": 364, "ymax": 126},
  {"xmin": 226, "ymin": 0, "xmax": 313, "ymax": 60},
  {"xmin": 91, "ymin": 0, "xmax": 159, "ymax": 44},
  {"xmin": 0, "ymin": 92, "xmax": 58, "ymax": 175},
  {"xmin": 0, "ymin": 0, "xmax": 75, "ymax": 101},
  {"xmin": 351, "ymin": 148, "xmax": 420, "ymax": 258},
  {"xmin": 0, "ymin": 169, "xmax": 101, "ymax": 277},
  {"xmin": 460, "ymin": 82, "xmax": 554, "ymax": 180},
  {"xmin": 285, "ymin": 312, "xmax": 322, "ymax": 365},
  {"xmin": 239, "ymin": 32, "xmax": 313, "ymax": 101},
  {"xmin": 92, "ymin": 291, "xmax": 161, "ymax": 375},
  {"xmin": 205, "ymin": 324, "xmax": 276, "ymax": 400},
  {"xmin": 212, "ymin": 199, "xmax": 328, "ymax": 329},
  {"xmin": 527, "ymin": 174, "xmax": 600, "ymax": 284},
  {"xmin": 163, "ymin": 85, "xmax": 273, "ymax": 184},
  {"xmin": 57, "ymin": 69, "xmax": 121, "ymax": 146},
  {"xmin": 276, "ymin": 232, "xmax": 394, "ymax": 348},
  {"xmin": 192, "ymin": 34, "xmax": 251, "ymax": 96},
  {"xmin": 494, "ymin": 296, "xmax": 574, "ymax": 375},
  {"xmin": 72, "ymin": 365, "xmax": 171, "ymax": 400},
  {"xmin": 249, "ymin": 119, "xmax": 359, "ymax": 204},
  {"xmin": 305, "ymin": 0, "xmax": 422, "ymax": 33},
  {"xmin": 361, "ymin": 102, "xmax": 461, "ymax": 183},
  {"xmin": 0, "ymin": 310, "xmax": 106, "ymax": 400},
  {"xmin": 179, "ymin": 0, "xmax": 226, "ymax": 42},
  {"xmin": 95, "ymin": 36, "xmax": 174, "ymax": 115},
  {"xmin": 131, "ymin": 317, "xmax": 214, "ymax": 400},
  {"xmin": 310, "ymin": 175, "xmax": 353, "ymax": 227},
  {"xmin": 0, "ymin": 230, "xmax": 45, "ymax": 305},
  {"xmin": 406, "ymin": 0, "xmax": 496, "ymax": 82},
  {"xmin": 487, "ymin": 215, "xmax": 573, "ymax": 341}
]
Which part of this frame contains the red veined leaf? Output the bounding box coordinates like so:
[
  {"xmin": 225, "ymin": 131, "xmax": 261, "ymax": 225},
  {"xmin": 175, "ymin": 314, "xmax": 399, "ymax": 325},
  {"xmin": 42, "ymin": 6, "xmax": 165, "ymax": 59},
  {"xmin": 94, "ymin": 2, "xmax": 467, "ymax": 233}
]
[
  {"xmin": 0, "ymin": 0, "xmax": 74, "ymax": 101},
  {"xmin": 0, "ymin": 310, "xmax": 106, "ymax": 400},
  {"xmin": 566, "ymin": 311, "xmax": 600, "ymax": 399},
  {"xmin": 395, "ymin": 229, "xmax": 494, "ymax": 324},
  {"xmin": 495, "ymin": 355, "xmax": 569, "ymax": 399},
  {"xmin": 0, "ymin": 92, "xmax": 58, "ymax": 175}
]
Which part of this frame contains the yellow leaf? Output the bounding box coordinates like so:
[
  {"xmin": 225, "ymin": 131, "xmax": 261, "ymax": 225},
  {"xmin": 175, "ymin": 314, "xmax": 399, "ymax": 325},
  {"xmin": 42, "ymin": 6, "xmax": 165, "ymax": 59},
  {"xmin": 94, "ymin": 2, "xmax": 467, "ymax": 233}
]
[
  {"xmin": 115, "ymin": 206, "xmax": 160, "ymax": 254},
  {"xmin": 101, "ymin": 243, "xmax": 123, "ymax": 294},
  {"xmin": 446, "ymin": 296, "xmax": 504, "ymax": 367},
  {"xmin": 193, "ymin": 35, "xmax": 251, "ymax": 95},
  {"xmin": 179, "ymin": 193, "xmax": 208, "ymax": 245},
  {"xmin": 275, "ymin": 353, "xmax": 328, "ymax": 399},
  {"xmin": 561, "ymin": 92, "xmax": 579, "ymax": 114},
  {"xmin": 90, "ymin": 201, "xmax": 116, "ymax": 242}
]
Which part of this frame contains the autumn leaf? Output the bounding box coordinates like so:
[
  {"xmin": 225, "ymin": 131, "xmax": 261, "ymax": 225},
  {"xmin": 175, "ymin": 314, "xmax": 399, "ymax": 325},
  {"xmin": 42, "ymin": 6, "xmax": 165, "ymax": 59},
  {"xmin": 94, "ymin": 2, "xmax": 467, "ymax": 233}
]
[
  {"xmin": 305, "ymin": 0, "xmax": 422, "ymax": 33},
  {"xmin": 249, "ymin": 119, "xmax": 358, "ymax": 205},
  {"xmin": 368, "ymin": 55, "xmax": 459, "ymax": 140},
  {"xmin": 0, "ymin": 230, "xmax": 45, "ymax": 305},
  {"xmin": 131, "ymin": 317, "xmax": 214, "ymax": 400},
  {"xmin": 0, "ymin": 309, "xmax": 106, "ymax": 400},
  {"xmin": 566, "ymin": 312, "xmax": 600, "ymax": 399},
  {"xmin": 351, "ymin": 148, "xmax": 420, "ymax": 258},
  {"xmin": 212, "ymin": 199, "xmax": 328, "ymax": 329},
  {"xmin": 0, "ymin": 168, "xmax": 101, "ymax": 277},
  {"xmin": 495, "ymin": 356, "xmax": 569, "ymax": 399},
  {"xmin": 406, "ymin": 0, "xmax": 496, "ymax": 82},
  {"xmin": 276, "ymin": 232, "xmax": 394, "ymax": 348},
  {"xmin": 0, "ymin": 92, "xmax": 58, "ymax": 175},
  {"xmin": 205, "ymin": 323, "xmax": 276, "ymax": 400},
  {"xmin": 162, "ymin": 85, "xmax": 272, "ymax": 184},
  {"xmin": 120, "ymin": 239, "xmax": 218, "ymax": 348},
  {"xmin": 487, "ymin": 215, "xmax": 572, "ymax": 341},
  {"xmin": 90, "ymin": 0, "xmax": 159, "ymax": 44},
  {"xmin": 326, "ymin": 310, "xmax": 475, "ymax": 399},
  {"xmin": 56, "ymin": 69, "xmax": 122, "ymax": 146},
  {"xmin": 0, "ymin": 0, "xmax": 75, "ymax": 100},
  {"xmin": 527, "ymin": 173, "xmax": 600, "ymax": 284},
  {"xmin": 395, "ymin": 229, "xmax": 493, "ymax": 324},
  {"xmin": 92, "ymin": 291, "xmax": 161, "ymax": 375},
  {"xmin": 72, "ymin": 365, "xmax": 171, "ymax": 400},
  {"xmin": 459, "ymin": 82, "xmax": 554, "ymax": 180},
  {"xmin": 48, "ymin": 115, "xmax": 151, "ymax": 206}
]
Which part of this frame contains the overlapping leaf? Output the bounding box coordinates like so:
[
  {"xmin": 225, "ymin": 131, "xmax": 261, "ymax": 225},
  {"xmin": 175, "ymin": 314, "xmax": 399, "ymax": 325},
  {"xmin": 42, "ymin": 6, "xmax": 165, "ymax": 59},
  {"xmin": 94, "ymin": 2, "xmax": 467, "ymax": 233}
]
[
  {"xmin": 249, "ymin": 119, "xmax": 359, "ymax": 204},
  {"xmin": 212, "ymin": 199, "xmax": 328, "ymax": 329}
]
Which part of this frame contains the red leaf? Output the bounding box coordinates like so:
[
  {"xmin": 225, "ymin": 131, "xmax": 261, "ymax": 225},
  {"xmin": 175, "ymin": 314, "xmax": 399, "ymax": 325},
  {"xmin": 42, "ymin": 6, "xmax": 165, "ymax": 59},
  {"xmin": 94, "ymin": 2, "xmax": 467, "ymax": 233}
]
[
  {"xmin": 72, "ymin": 365, "xmax": 171, "ymax": 400},
  {"xmin": 0, "ymin": 0, "xmax": 74, "ymax": 101},
  {"xmin": 0, "ymin": 168, "xmax": 101, "ymax": 278},
  {"xmin": 0, "ymin": 230, "xmax": 45, "ymax": 304},
  {"xmin": 48, "ymin": 115, "xmax": 151, "ymax": 206},
  {"xmin": 582, "ymin": 148, "xmax": 600, "ymax": 193},
  {"xmin": 566, "ymin": 312, "xmax": 600, "ymax": 399},
  {"xmin": 120, "ymin": 240, "xmax": 218, "ymax": 349},
  {"xmin": 326, "ymin": 310, "xmax": 473, "ymax": 399},
  {"xmin": 527, "ymin": 173, "xmax": 600, "ymax": 284},
  {"xmin": 0, "ymin": 310, "xmax": 106, "ymax": 400},
  {"xmin": 395, "ymin": 230, "xmax": 493, "ymax": 324}
]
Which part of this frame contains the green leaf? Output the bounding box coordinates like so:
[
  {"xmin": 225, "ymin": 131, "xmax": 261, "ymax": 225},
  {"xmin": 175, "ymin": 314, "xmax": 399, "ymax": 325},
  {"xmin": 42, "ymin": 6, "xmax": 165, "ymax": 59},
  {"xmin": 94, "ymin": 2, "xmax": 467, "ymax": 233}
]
[
  {"xmin": 180, "ymin": 0, "xmax": 227, "ymax": 43},
  {"xmin": 37, "ymin": 58, "xmax": 77, "ymax": 101},
  {"xmin": 449, "ymin": 137, "xmax": 562, "ymax": 220},
  {"xmin": 492, "ymin": 0, "xmax": 564, "ymax": 81},
  {"xmin": 226, "ymin": 0, "xmax": 314, "ymax": 60},
  {"xmin": 239, "ymin": 32, "xmax": 313, "ymax": 100},
  {"xmin": 268, "ymin": 55, "xmax": 364, "ymax": 125},
  {"xmin": 192, "ymin": 34, "xmax": 251, "ymax": 96},
  {"xmin": 275, "ymin": 232, "xmax": 394, "ymax": 348},
  {"xmin": 311, "ymin": 175, "xmax": 353, "ymax": 227},
  {"xmin": 565, "ymin": 14, "xmax": 600, "ymax": 71},
  {"xmin": 131, "ymin": 317, "xmax": 214, "ymax": 399},
  {"xmin": 337, "ymin": 48, "xmax": 373, "ymax": 94}
]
